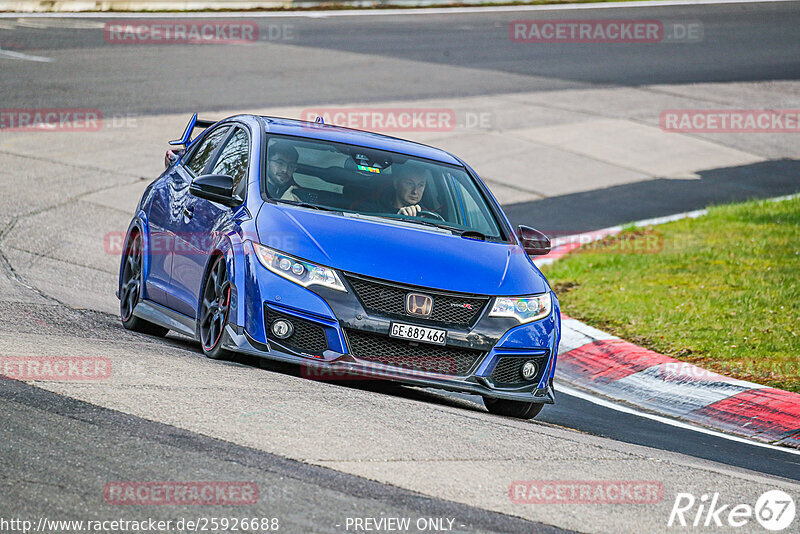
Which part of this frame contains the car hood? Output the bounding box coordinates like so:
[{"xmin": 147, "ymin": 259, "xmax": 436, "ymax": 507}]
[{"xmin": 255, "ymin": 204, "xmax": 550, "ymax": 296}]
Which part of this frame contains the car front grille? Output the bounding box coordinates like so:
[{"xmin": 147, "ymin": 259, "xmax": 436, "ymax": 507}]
[
  {"xmin": 344, "ymin": 274, "xmax": 489, "ymax": 327},
  {"xmin": 265, "ymin": 307, "xmax": 328, "ymax": 357},
  {"xmin": 490, "ymin": 356, "xmax": 547, "ymax": 387},
  {"xmin": 345, "ymin": 329, "xmax": 484, "ymax": 376}
]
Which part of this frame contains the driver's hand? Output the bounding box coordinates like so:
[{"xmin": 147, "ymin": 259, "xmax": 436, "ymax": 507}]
[{"xmin": 398, "ymin": 204, "xmax": 422, "ymax": 217}]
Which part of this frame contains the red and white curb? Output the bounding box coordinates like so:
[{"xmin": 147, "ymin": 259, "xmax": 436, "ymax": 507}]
[
  {"xmin": 556, "ymin": 317, "xmax": 800, "ymax": 448},
  {"xmin": 537, "ymin": 198, "xmax": 800, "ymax": 449}
]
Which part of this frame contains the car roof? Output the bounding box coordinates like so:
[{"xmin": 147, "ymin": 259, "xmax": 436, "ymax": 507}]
[{"xmin": 259, "ymin": 115, "xmax": 462, "ymax": 166}]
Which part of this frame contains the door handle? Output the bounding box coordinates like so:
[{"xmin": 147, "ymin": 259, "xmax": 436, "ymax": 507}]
[{"xmin": 182, "ymin": 207, "xmax": 194, "ymax": 220}]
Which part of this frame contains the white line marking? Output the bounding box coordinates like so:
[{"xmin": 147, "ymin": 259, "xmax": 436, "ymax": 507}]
[
  {"xmin": 0, "ymin": 47, "xmax": 53, "ymax": 62},
  {"xmin": 557, "ymin": 381, "xmax": 800, "ymax": 456},
  {"xmin": 767, "ymin": 192, "xmax": 800, "ymax": 203},
  {"xmin": 630, "ymin": 208, "xmax": 708, "ymax": 228},
  {"xmin": 12, "ymin": 18, "xmax": 106, "ymax": 28},
  {"xmin": 0, "ymin": 0, "xmax": 796, "ymax": 18}
]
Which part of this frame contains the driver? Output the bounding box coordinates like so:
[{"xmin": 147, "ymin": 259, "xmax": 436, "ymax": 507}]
[
  {"xmin": 387, "ymin": 163, "xmax": 433, "ymax": 217},
  {"xmin": 266, "ymin": 141, "xmax": 301, "ymax": 200}
]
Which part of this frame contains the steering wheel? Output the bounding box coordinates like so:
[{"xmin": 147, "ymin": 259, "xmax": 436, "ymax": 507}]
[{"xmin": 418, "ymin": 210, "xmax": 445, "ymax": 222}]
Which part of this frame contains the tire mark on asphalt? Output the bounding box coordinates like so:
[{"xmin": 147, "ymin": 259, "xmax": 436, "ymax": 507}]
[{"xmin": 0, "ymin": 162, "xmax": 146, "ymax": 311}]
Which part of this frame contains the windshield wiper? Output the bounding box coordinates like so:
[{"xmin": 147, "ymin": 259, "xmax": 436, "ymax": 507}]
[
  {"xmin": 393, "ymin": 219, "xmax": 491, "ymax": 241},
  {"xmin": 378, "ymin": 214, "xmax": 462, "ymax": 233},
  {"xmin": 380, "ymin": 217, "xmax": 494, "ymax": 241},
  {"xmin": 275, "ymin": 199, "xmax": 340, "ymax": 213}
]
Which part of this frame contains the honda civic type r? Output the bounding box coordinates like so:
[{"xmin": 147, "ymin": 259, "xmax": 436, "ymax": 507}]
[{"xmin": 117, "ymin": 113, "xmax": 561, "ymax": 419}]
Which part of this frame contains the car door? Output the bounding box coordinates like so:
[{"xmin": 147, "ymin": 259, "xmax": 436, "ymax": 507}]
[
  {"xmin": 144, "ymin": 126, "xmax": 227, "ymax": 308},
  {"xmin": 169, "ymin": 125, "xmax": 250, "ymax": 318},
  {"xmin": 155, "ymin": 124, "xmax": 230, "ymax": 315},
  {"xmin": 143, "ymin": 175, "xmax": 177, "ymax": 308}
]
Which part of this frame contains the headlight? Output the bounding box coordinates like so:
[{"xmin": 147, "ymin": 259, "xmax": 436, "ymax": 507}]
[
  {"xmin": 250, "ymin": 241, "xmax": 347, "ymax": 292},
  {"xmin": 489, "ymin": 293, "xmax": 552, "ymax": 323}
]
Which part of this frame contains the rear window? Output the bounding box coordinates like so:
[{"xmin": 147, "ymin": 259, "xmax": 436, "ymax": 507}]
[{"xmin": 185, "ymin": 126, "xmax": 230, "ymax": 175}]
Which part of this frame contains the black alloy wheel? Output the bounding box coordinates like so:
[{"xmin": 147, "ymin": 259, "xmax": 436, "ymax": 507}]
[
  {"xmin": 199, "ymin": 255, "xmax": 233, "ymax": 359},
  {"xmin": 120, "ymin": 232, "xmax": 169, "ymax": 337}
]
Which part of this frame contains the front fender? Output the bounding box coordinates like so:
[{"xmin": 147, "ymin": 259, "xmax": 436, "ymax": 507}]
[{"xmin": 194, "ymin": 233, "xmax": 243, "ymax": 325}]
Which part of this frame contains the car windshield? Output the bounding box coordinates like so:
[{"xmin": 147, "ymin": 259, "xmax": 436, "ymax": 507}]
[{"xmin": 263, "ymin": 135, "xmax": 505, "ymax": 240}]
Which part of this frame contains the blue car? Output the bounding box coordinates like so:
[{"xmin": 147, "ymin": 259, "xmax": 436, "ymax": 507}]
[{"xmin": 117, "ymin": 113, "xmax": 560, "ymax": 419}]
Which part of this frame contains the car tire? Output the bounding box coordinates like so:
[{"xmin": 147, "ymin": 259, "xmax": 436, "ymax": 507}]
[
  {"xmin": 198, "ymin": 255, "xmax": 234, "ymax": 360},
  {"xmin": 119, "ymin": 232, "xmax": 169, "ymax": 337},
  {"xmin": 483, "ymin": 397, "xmax": 544, "ymax": 419}
]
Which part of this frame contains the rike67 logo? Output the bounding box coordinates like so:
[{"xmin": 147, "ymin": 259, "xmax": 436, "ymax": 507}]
[{"xmin": 668, "ymin": 490, "xmax": 795, "ymax": 531}]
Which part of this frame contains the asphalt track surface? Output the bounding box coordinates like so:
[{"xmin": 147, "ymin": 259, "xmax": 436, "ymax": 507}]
[
  {"xmin": 0, "ymin": 377, "xmax": 561, "ymax": 534},
  {"xmin": 1, "ymin": 2, "xmax": 800, "ymax": 532},
  {"xmin": 0, "ymin": 2, "xmax": 799, "ymax": 113}
]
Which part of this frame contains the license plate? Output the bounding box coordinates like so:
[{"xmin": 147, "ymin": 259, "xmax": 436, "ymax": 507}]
[{"xmin": 389, "ymin": 322, "xmax": 447, "ymax": 346}]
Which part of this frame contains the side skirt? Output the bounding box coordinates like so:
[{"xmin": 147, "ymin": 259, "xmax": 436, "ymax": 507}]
[{"xmin": 133, "ymin": 300, "xmax": 197, "ymax": 339}]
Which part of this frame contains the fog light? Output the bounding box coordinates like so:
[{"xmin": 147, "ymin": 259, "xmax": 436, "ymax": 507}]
[
  {"xmin": 271, "ymin": 319, "xmax": 294, "ymax": 339},
  {"xmin": 521, "ymin": 360, "xmax": 538, "ymax": 380}
]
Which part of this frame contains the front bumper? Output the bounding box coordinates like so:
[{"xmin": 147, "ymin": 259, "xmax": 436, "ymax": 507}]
[{"xmin": 226, "ymin": 247, "xmax": 560, "ymax": 403}]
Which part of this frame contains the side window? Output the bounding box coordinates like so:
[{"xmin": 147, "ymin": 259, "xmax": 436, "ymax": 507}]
[
  {"xmin": 211, "ymin": 128, "xmax": 250, "ymax": 199},
  {"xmin": 184, "ymin": 126, "xmax": 230, "ymax": 175},
  {"xmin": 453, "ymin": 179, "xmax": 497, "ymax": 236}
]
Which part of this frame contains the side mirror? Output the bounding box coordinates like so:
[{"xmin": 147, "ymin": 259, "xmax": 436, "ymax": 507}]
[
  {"xmin": 189, "ymin": 174, "xmax": 241, "ymax": 207},
  {"xmin": 517, "ymin": 225, "xmax": 551, "ymax": 256}
]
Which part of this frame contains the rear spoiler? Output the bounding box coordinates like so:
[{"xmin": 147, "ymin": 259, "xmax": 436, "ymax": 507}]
[{"xmin": 169, "ymin": 113, "xmax": 217, "ymax": 146}]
